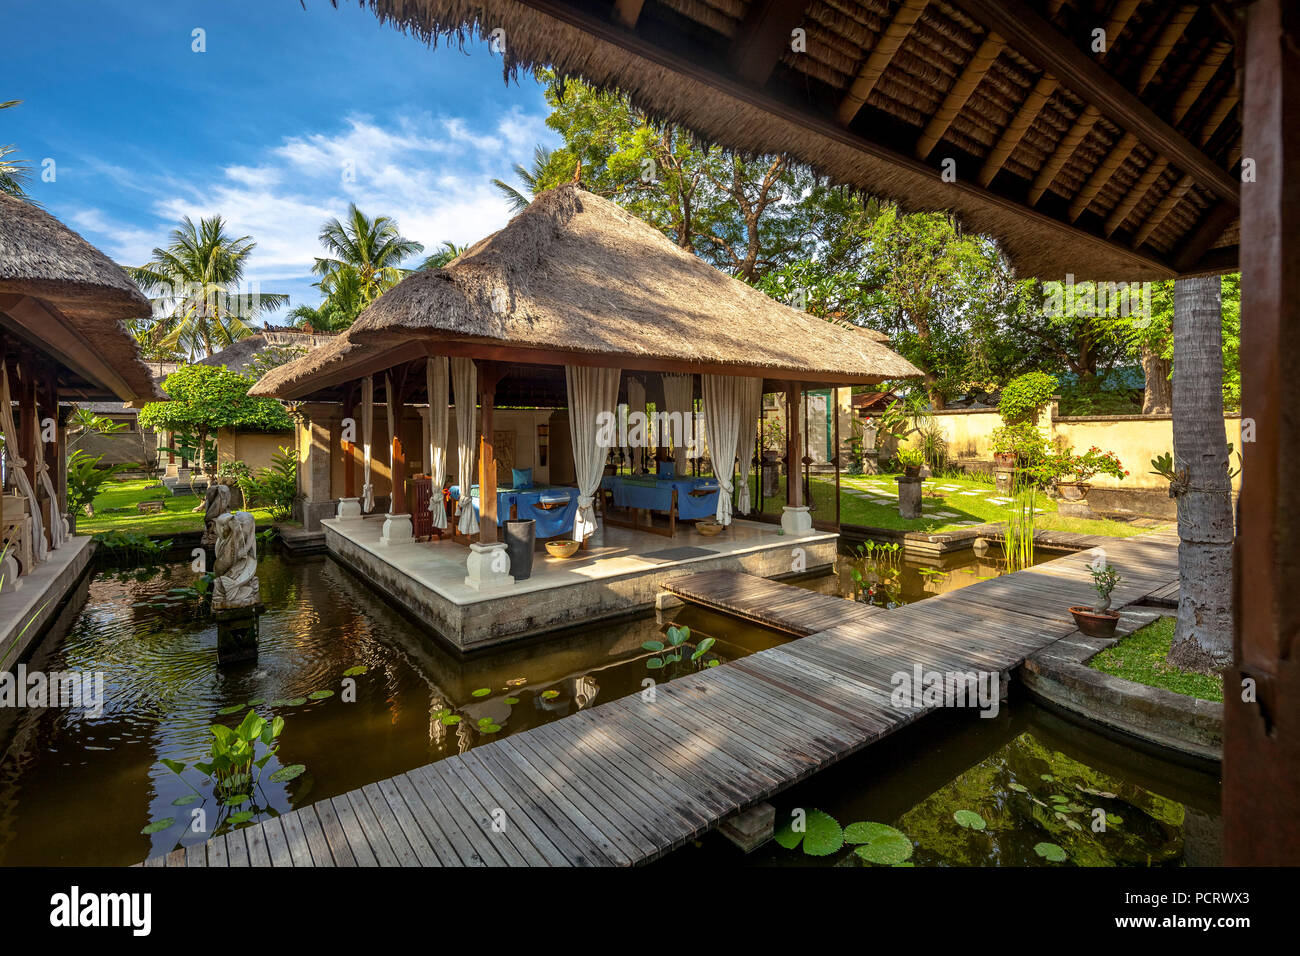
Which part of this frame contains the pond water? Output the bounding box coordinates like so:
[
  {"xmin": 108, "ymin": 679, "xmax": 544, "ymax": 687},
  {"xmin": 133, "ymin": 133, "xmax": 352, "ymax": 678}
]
[
  {"xmin": 665, "ymin": 696, "xmax": 1222, "ymax": 868},
  {"xmin": 0, "ymin": 552, "xmax": 787, "ymax": 866}
]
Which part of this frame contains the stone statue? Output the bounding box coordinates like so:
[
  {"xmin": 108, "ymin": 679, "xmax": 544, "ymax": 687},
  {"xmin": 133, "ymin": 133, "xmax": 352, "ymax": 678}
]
[
  {"xmin": 201, "ymin": 482, "xmax": 231, "ymax": 547},
  {"xmin": 212, "ymin": 511, "xmax": 259, "ymax": 611}
]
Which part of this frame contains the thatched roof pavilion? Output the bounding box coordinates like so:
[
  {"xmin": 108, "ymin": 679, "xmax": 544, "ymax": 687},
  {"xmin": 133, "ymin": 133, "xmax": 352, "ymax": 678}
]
[
  {"xmin": 252, "ymin": 185, "xmax": 920, "ymax": 402},
  {"xmin": 0, "ymin": 193, "xmax": 160, "ymax": 402},
  {"xmin": 342, "ymin": 0, "xmax": 1240, "ymax": 282}
]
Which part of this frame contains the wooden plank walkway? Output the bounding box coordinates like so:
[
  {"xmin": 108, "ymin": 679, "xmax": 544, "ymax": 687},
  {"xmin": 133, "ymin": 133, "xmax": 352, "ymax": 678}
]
[
  {"xmin": 145, "ymin": 531, "xmax": 1179, "ymax": 867},
  {"xmin": 661, "ymin": 569, "xmax": 883, "ymax": 635}
]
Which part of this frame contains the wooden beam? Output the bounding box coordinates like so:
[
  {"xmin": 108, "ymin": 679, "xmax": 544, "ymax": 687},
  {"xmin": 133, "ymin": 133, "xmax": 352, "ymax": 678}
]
[
  {"xmin": 1226, "ymin": 0, "xmax": 1300, "ymax": 865},
  {"xmin": 950, "ymin": 0, "xmax": 1240, "ymax": 205},
  {"xmin": 1105, "ymin": 156, "xmax": 1169, "ymax": 235},
  {"xmin": 1067, "ymin": 130, "xmax": 1137, "ymax": 220},
  {"xmin": 1132, "ymin": 173, "xmax": 1194, "ymax": 248},
  {"xmin": 611, "ymin": 0, "xmax": 644, "ymax": 30},
  {"xmin": 476, "ymin": 361, "xmax": 506, "ymax": 544},
  {"xmin": 784, "ymin": 384, "xmax": 803, "ymax": 508},
  {"xmin": 726, "ymin": 0, "xmax": 810, "ymax": 88},
  {"xmin": 1136, "ymin": 4, "xmax": 1200, "ymax": 93},
  {"xmin": 978, "ymin": 72, "xmax": 1058, "ymax": 187},
  {"xmin": 1028, "ymin": 105, "xmax": 1100, "ymax": 205},
  {"xmin": 1170, "ymin": 199, "xmax": 1238, "ymax": 272},
  {"xmin": 0, "ymin": 295, "xmax": 139, "ymax": 401},
  {"xmin": 916, "ymin": 32, "xmax": 1004, "ymax": 160},
  {"xmin": 835, "ymin": 0, "xmax": 927, "ymax": 126}
]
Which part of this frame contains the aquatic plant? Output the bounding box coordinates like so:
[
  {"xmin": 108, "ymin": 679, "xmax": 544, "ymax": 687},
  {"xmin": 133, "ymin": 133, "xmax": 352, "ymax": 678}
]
[
  {"xmin": 642, "ymin": 624, "xmax": 720, "ymax": 675},
  {"xmin": 1003, "ymin": 478, "xmax": 1037, "ymax": 573},
  {"xmin": 774, "ymin": 809, "xmax": 914, "ymax": 865},
  {"xmin": 849, "ymin": 540, "xmax": 904, "ymax": 607}
]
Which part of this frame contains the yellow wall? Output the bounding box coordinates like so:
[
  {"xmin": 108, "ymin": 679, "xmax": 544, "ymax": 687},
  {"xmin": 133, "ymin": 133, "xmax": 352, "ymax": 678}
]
[{"xmin": 217, "ymin": 429, "xmax": 293, "ymax": 473}]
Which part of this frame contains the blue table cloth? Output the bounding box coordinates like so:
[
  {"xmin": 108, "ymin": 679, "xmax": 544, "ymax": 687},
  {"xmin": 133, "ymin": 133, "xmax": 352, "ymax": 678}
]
[
  {"xmin": 448, "ymin": 485, "xmax": 580, "ymax": 538},
  {"xmin": 601, "ymin": 475, "xmax": 720, "ymax": 521}
]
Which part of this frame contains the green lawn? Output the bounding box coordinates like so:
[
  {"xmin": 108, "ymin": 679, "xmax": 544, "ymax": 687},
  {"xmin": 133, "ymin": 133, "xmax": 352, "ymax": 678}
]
[
  {"xmin": 751, "ymin": 472, "xmax": 1159, "ymax": 537},
  {"xmin": 77, "ymin": 478, "xmax": 275, "ymax": 537},
  {"xmin": 1088, "ymin": 616, "xmax": 1224, "ymax": 702}
]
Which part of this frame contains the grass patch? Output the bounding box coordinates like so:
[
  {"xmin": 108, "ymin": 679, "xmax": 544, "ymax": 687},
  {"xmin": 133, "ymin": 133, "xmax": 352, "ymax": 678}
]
[
  {"xmin": 1088, "ymin": 616, "xmax": 1223, "ymax": 702},
  {"xmin": 77, "ymin": 478, "xmax": 275, "ymax": 537}
]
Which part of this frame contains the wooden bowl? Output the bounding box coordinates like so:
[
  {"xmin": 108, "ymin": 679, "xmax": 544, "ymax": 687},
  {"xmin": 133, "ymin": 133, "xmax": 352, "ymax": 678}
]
[
  {"xmin": 695, "ymin": 520, "xmax": 724, "ymax": 536},
  {"xmin": 546, "ymin": 540, "xmax": 581, "ymax": 559}
]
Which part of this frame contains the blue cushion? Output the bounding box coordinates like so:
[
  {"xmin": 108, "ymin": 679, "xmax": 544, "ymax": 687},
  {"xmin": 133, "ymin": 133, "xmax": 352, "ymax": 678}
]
[
  {"xmin": 657, "ymin": 462, "xmax": 674, "ymax": 478},
  {"xmin": 512, "ymin": 467, "xmax": 533, "ymax": 489}
]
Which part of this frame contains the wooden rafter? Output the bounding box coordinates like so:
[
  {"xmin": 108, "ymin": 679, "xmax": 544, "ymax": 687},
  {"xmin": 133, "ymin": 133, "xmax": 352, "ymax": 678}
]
[
  {"xmin": 1068, "ymin": 130, "xmax": 1137, "ymax": 220},
  {"xmin": 1028, "ymin": 104, "xmax": 1100, "ymax": 205},
  {"xmin": 1171, "ymin": 199, "xmax": 1238, "ymax": 272},
  {"xmin": 727, "ymin": 0, "xmax": 812, "ymax": 87},
  {"xmin": 950, "ymin": 0, "xmax": 1239, "ymax": 204},
  {"xmin": 1132, "ymin": 172, "xmax": 1194, "ymax": 248},
  {"xmin": 1136, "ymin": 4, "xmax": 1200, "ymax": 92},
  {"xmin": 978, "ymin": 72, "xmax": 1058, "ymax": 187},
  {"xmin": 835, "ymin": 0, "xmax": 928, "ymax": 126},
  {"xmin": 611, "ymin": 0, "xmax": 644, "ymax": 30},
  {"xmin": 1105, "ymin": 156, "xmax": 1168, "ymax": 235},
  {"xmin": 915, "ymin": 31, "xmax": 1004, "ymax": 160}
]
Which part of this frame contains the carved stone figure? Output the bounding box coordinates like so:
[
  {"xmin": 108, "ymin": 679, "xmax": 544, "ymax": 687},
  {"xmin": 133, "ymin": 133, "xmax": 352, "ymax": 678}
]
[
  {"xmin": 212, "ymin": 511, "xmax": 259, "ymax": 611},
  {"xmin": 201, "ymin": 482, "xmax": 231, "ymax": 547}
]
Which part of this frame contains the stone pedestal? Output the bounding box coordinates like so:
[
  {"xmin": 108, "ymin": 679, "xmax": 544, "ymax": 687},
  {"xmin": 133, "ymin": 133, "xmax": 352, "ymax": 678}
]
[
  {"xmin": 896, "ymin": 475, "xmax": 923, "ymax": 519},
  {"xmin": 1056, "ymin": 498, "xmax": 1096, "ymax": 520},
  {"xmin": 719, "ymin": 802, "xmax": 776, "ymax": 853},
  {"xmin": 862, "ymin": 449, "xmax": 879, "ymax": 474},
  {"xmin": 378, "ymin": 513, "xmax": 414, "ymax": 547},
  {"xmin": 336, "ymin": 497, "xmax": 362, "ymax": 520},
  {"xmin": 995, "ymin": 468, "xmax": 1015, "ymax": 495},
  {"xmin": 214, "ymin": 604, "xmax": 263, "ymax": 666},
  {"xmin": 464, "ymin": 541, "xmax": 515, "ymax": 591},
  {"xmin": 780, "ymin": 505, "xmax": 813, "ymax": 536}
]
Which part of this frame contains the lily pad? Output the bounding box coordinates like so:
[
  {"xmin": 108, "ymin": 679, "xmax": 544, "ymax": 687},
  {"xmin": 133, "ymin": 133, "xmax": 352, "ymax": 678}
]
[
  {"xmin": 773, "ymin": 809, "xmax": 843, "ymax": 857},
  {"xmin": 1008, "ymin": 782, "xmax": 1028, "ymax": 793},
  {"xmin": 504, "ymin": 697, "xmax": 520, "ymax": 706},
  {"xmin": 471, "ymin": 688, "xmax": 491, "ymax": 698},
  {"xmin": 217, "ymin": 703, "xmax": 246, "ymax": 716},
  {"xmin": 847, "ymin": 822, "xmax": 913, "ymax": 865},
  {"xmin": 141, "ymin": 818, "xmax": 175, "ymax": 835},
  {"xmin": 307, "ymin": 690, "xmax": 334, "ymax": 700},
  {"xmin": 440, "ymin": 714, "xmax": 461, "ymax": 725},
  {"xmin": 270, "ymin": 697, "xmax": 307, "ymax": 708},
  {"xmin": 343, "ymin": 665, "xmax": 368, "ymax": 677},
  {"xmin": 269, "ymin": 764, "xmax": 307, "ymax": 783},
  {"xmin": 1034, "ymin": 842, "xmax": 1068, "ymax": 863},
  {"xmin": 541, "ymin": 690, "xmax": 560, "ymax": 699},
  {"xmin": 228, "ymin": 811, "xmax": 254, "ymax": 825},
  {"xmin": 953, "ymin": 810, "xmax": 986, "ymax": 830},
  {"xmin": 172, "ymin": 794, "xmax": 200, "ymax": 806}
]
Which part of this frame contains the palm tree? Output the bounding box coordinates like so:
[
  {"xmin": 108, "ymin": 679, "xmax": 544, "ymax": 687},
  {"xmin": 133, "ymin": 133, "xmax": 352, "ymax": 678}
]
[
  {"xmin": 1167, "ymin": 274, "xmax": 1234, "ymax": 672},
  {"xmin": 419, "ymin": 240, "xmax": 467, "ymax": 271},
  {"xmin": 492, "ymin": 145, "xmax": 555, "ymax": 213},
  {"xmin": 1, "ymin": 100, "xmax": 31, "ymax": 199},
  {"xmin": 129, "ymin": 216, "xmax": 288, "ymax": 359},
  {"xmin": 312, "ymin": 204, "xmax": 423, "ymax": 305},
  {"xmin": 289, "ymin": 267, "xmax": 366, "ymax": 332}
]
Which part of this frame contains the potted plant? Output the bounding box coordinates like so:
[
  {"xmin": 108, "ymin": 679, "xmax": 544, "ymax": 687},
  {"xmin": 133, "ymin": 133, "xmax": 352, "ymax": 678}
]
[
  {"xmin": 1035, "ymin": 446, "xmax": 1128, "ymax": 501},
  {"xmin": 1070, "ymin": 558, "xmax": 1121, "ymax": 637},
  {"xmin": 990, "ymin": 421, "xmax": 1046, "ymax": 469},
  {"xmin": 897, "ymin": 448, "xmax": 924, "ymax": 477}
]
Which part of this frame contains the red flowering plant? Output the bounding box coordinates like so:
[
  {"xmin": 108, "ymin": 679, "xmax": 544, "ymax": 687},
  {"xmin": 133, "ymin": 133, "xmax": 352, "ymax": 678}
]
[{"xmin": 1029, "ymin": 446, "xmax": 1128, "ymax": 485}]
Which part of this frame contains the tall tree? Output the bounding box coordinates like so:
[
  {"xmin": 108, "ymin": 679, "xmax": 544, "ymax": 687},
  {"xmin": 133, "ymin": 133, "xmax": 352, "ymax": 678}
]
[
  {"xmin": 129, "ymin": 216, "xmax": 287, "ymax": 360},
  {"xmin": 0, "ymin": 100, "xmax": 30, "ymax": 199},
  {"xmin": 419, "ymin": 240, "xmax": 467, "ymax": 271},
  {"xmin": 289, "ymin": 266, "xmax": 366, "ymax": 332},
  {"xmin": 1167, "ymin": 275, "xmax": 1234, "ymax": 672},
  {"xmin": 312, "ymin": 204, "xmax": 423, "ymax": 305}
]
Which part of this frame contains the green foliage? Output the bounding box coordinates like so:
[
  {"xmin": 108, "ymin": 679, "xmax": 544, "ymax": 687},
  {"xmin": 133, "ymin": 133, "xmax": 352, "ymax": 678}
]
[
  {"xmin": 773, "ymin": 809, "xmax": 843, "ymax": 856},
  {"xmin": 236, "ymin": 446, "xmax": 297, "ymax": 520},
  {"xmin": 999, "ymin": 372, "xmax": 1057, "ymax": 425},
  {"xmin": 1088, "ymin": 560, "xmax": 1121, "ymax": 613},
  {"xmin": 643, "ymin": 623, "xmax": 721, "ymax": 676},
  {"xmin": 847, "ymin": 822, "xmax": 914, "ymax": 864},
  {"xmin": 1031, "ymin": 446, "xmax": 1128, "ymax": 484},
  {"xmin": 311, "ymin": 204, "xmax": 424, "ymax": 306},
  {"xmin": 1088, "ymin": 616, "xmax": 1224, "ymax": 701},
  {"xmin": 896, "ymin": 448, "xmax": 923, "ymax": 468},
  {"xmin": 66, "ymin": 450, "xmax": 131, "ymax": 517},
  {"xmin": 990, "ymin": 421, "xmax": 1047, "ymax": 460}
]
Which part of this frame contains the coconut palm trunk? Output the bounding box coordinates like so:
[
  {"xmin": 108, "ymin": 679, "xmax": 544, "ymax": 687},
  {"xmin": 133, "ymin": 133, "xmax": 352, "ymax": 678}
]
[{"xmin": 1168, "ymin": 275, "xmax": 1234, "ymax": 672}]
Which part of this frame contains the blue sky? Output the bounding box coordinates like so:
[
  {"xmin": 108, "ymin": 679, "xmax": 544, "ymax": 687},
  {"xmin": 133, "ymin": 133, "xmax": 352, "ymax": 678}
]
[{"xmin": 5, "ymin": 0, "xmax": 558, "ymax": 321}]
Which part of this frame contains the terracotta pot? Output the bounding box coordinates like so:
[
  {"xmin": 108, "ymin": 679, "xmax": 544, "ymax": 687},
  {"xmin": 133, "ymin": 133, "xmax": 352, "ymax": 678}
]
[
  {"xmin": 1056, "ymin": 481, "xmax": 1091, "ymax": 501},
  {"xmin": 1069, "ymin": 605, "xmax": 1119, "ymax": 638},
  {"xmin": 903, "ymin": 465, "xmax": 921, "ymax": 478},
  {"xmin": 993, "ymin": 452, "xmax": 1017, "ymax": 470}
]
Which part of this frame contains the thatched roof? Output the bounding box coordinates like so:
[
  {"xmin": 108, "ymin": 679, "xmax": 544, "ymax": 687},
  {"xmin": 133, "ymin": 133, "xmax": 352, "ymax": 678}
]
[
  {"xmin": 252, "ymin": 185, "xmax": 922, "ymax": 399},
  {"xmin": 0, "ymin": 194, "xmax": 160, "ymax": 401},
  {"xmin": 341, "ymin": 0, "xmax": 1239, "ymax": 281},
  {"xmin": 196, "ymin": 327, "xmax": 340, "ymax": 376}
]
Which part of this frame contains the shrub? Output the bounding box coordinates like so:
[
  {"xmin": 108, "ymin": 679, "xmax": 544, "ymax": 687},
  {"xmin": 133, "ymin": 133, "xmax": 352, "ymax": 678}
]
[
  {"xmin": 998, "ymin": 372, "xmax": 1058, "ymax": 425},
  {"xmin": 990, "ymin": 421, "xmax": 1047, "ymax": 461},
  {"xmin": 237, "ymin": 446, "xmax": 297, "ymax": 520}
]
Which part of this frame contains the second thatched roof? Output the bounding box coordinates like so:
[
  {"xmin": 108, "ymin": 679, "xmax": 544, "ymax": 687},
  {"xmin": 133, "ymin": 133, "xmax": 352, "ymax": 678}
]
[{"xmin": 252, "ymin": 185, "xmax": 920, "ymax": 399}]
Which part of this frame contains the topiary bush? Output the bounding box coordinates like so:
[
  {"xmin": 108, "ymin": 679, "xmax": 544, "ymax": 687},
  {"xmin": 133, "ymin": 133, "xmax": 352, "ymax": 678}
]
[{"xmin": 998, "ymin": 372, "xmax": 1058, "ymax": 425}]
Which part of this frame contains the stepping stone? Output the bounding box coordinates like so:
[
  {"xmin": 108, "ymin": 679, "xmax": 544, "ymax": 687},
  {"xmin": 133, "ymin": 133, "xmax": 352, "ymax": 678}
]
[{"xmin": 958, "ymin": 491, "xmax": 983, "ymax": 496}]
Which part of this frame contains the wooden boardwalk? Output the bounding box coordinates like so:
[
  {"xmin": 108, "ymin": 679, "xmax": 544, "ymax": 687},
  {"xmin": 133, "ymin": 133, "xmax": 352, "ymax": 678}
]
[
  {"xmin": 661, "ymin": 569, "xmax": 882, "ymax": 635},
  {"xmin": 144, "ymin": 532, "xmax": 1178, "ymax": 868}
]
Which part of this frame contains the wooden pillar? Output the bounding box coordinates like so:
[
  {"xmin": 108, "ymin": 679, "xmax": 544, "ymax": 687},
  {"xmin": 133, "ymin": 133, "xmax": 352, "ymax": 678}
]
[
  {"xmin": 1225, "ymin": 0, "xmax": 1300, "ymax": 865},
  {"xmin": 784, "ymin": 383, "xmax": 803, "ymax": 508},
  {"xmin": 341, "ymin": 385, "xmax": 357, "ymax": 499},
  {"xmin": 388, "ymin": 373, "xmax": 408, "ymax": 516},
  {"xmin": 477, "ymin": 361, "xmax": 504, "ymax": 544}
]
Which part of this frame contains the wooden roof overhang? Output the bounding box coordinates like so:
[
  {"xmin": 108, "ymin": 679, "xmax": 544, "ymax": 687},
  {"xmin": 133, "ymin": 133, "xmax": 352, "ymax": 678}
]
[
  {"xmin": 271, "ymin": 331, "xmax": 892, "ymax": 407},
  {"xmin": 355, "ymin": 0, "xmax": 1242, "ymax": 280},
  {"xmin": 0, "ymin": 293, "xmax": 150, "ymax": 403}
]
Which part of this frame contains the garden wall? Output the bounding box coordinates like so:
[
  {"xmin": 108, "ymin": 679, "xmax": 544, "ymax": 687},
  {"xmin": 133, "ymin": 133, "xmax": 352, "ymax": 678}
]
[{"xmin": 217, "ymin": 428, "xmax": 293, "ymax": 474}]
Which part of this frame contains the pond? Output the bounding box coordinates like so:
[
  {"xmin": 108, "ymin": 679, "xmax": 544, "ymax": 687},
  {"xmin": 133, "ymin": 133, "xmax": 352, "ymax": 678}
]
[
  {"xmin": 664, "ymin": 695, "xmax": 1222, "ymax": 868},
  {"xmin": 0, "ymin": 552, "xmax": 788, "ymax": 866}
]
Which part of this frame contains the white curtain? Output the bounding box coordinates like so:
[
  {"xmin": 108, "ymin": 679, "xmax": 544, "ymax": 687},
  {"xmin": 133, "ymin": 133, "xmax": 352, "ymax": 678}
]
[
  {"xmin": 384, "ymin": 372, "xmax": 399, "ymax": 514},
  {"xmin": 452, "ymin": 357, "xmax": 479, "ymax": 535},
  {"xmin": 37, "ymin": 462, "xmax": 67, "ymax": 549},
  {"xmin": 0, "ymin": 364, "xmax": 46, "ymax": 563},
  {"xmin": 360, "ymin": 376, "xmax": 375, "ymax": 513},
  {"xmin": 734, "ymin": 377, "xmax": 764, "ymax": 516},
  {"xmin": 426, "ymin": 357, "xmax": 449, "ymax": 530},
  {"xmin": 627, "ymin": 376, "xmax": 646, "ymax": 473},
  {"xmin": 566, "ymin": 365, "xmax": 621, "ymax": 541},
  {"xmin": 702, "ymin": 374, "xmax": 749, "ymax": 526},
  {"xmin": 661, "ymin": 373, "xmax": 694, "ymax": 476}
]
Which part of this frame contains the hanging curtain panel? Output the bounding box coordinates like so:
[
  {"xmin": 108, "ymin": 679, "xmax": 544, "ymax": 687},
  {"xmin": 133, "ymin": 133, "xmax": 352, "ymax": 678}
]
[
  {"xmin": 661, "ymin": 373, "xmax": 695, "ymax": 476},
  {"xmin": 0, "ymin": 364, "xmax": 46, "ymax": 563},
  {"xmin": 426, "ymin": 357, "xmax": 450, "ymax": 530},
  {"xmin": 701, "ymin": 374, "xmax": 750, "ymax": 526},
  {"xmin": 360, "ymin": 375, "xmax": 375, "ymax": 513},
  {"xmin": 734, "ymin": 376, "xmax": 764, "ymax": 516},
  {"xmin": 566, "ymin": 364, "xmax": 621, "ymax": 541},
  {"xmin": 627, "ymin": 375, "xmax": 646, "ymax": 474},
  {"xmin": 452, "ymin": 357, "xmax": 479, "ymax": 535}
]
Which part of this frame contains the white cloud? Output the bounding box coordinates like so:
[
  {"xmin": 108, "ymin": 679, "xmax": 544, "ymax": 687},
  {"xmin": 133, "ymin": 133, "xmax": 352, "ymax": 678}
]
[{"xmin": 72, "ymin": 107, "xmax": 557, "ymax": 317}]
